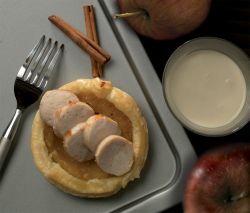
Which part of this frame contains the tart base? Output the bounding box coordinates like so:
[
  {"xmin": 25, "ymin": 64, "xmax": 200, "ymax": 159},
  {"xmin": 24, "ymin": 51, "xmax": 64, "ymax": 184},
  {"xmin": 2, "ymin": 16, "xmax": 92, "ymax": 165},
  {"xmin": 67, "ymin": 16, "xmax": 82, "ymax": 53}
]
[{"xmin": 31, "ymin": 78, "xmax": 148, "ymax": 198}]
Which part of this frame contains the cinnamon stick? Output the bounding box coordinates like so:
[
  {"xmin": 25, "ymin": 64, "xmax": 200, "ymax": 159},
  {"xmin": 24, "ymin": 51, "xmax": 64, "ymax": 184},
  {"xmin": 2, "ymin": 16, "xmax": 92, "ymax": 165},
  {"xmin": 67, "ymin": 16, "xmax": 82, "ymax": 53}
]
[
  {"xmin": 83, "ymin": 5, "xmax": 103, "ymax": 78},
  {"xmin": 48, "ymin": 15, "xmax": 111, "ymax": 65}
]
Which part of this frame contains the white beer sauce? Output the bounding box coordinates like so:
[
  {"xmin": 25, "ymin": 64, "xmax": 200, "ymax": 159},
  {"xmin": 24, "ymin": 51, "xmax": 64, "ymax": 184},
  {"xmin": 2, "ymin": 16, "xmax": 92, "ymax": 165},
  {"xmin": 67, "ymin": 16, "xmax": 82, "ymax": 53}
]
[{"xmin": 166, "ymin": 50, "xmax": 246, "ymax": 128}]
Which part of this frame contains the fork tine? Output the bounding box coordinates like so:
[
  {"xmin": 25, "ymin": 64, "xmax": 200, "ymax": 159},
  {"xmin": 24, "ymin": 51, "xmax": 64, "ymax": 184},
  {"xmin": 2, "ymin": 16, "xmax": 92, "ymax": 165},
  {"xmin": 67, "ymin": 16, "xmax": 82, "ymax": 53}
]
[
  {"xmin": 17, "ymin": 35, "xmax": 45, "ymax": 79},
  {"xmin": 31, "ymin": 39, "xmax": 56, "ymax": 85},
  {"xmin": 25, "ymin": 38, "xmax": 52, "ymax": 82},
  {"xmin": 38, "ymin": 44, "xmax": 64, "ymax": 89},
  {"xmin": 25, "ymin": 35, "xmax": 46, "ymax": 66}
]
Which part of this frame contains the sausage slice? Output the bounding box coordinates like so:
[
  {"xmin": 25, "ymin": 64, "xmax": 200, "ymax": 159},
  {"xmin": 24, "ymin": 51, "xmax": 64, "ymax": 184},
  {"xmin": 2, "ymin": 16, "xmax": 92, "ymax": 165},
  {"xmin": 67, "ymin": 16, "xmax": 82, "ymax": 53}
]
[
  {"xmin": 64, "ymin": 122, "xmax": 94, "ymax": 162},
  {"xmin": 83, "ymin": 115, "xmax": 121, "ymax": 152},
  {"xmin": 39, "ymin": 90, "xmax": 79, "ymax": 126},
  {"xmin": 53, "ymin": 101, "xmax": 94, "ymax": 138},
  {"xmin": 95, "ymin": 135, "xmax": 134, "ymax": 176}
]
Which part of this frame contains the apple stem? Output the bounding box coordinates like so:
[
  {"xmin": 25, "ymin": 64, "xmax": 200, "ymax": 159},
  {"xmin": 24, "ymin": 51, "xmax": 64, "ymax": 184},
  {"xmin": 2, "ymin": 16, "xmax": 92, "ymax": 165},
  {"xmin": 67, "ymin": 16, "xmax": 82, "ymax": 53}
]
[
  {"xmin": 225, "ymin": 192, "xmax": 249, "ymax": 203},
  {"xmin": 231, "ymin": 192, "xmax": 248, "ymax": 202},
  {"xmin": 113, "ymin": 10, "xmax": 147, "ymax": 19}
]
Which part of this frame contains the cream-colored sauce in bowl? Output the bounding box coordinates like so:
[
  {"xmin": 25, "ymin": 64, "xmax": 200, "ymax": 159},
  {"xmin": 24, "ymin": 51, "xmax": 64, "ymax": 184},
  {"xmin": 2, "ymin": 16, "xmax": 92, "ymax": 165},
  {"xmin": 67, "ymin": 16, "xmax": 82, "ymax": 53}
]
[{"xmin": 163, "ymin": 38, "xmax": 250, "ymax": 136}]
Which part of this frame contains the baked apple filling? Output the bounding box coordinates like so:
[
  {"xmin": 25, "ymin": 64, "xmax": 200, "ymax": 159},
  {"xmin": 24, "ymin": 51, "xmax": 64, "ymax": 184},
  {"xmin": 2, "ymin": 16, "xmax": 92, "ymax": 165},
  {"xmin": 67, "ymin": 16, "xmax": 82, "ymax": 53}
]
[{"xmin": 43, "ymin": 92, "xmax": 133, "ymax": 180}]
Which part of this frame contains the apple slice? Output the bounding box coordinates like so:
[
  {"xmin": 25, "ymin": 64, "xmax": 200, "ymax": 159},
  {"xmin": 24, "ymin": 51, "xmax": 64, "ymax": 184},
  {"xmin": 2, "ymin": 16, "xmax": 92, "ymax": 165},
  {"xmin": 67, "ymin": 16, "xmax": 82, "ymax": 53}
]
[{"xmin": 184, "ymin": 143, "xmax": 250, "ymax": 213}]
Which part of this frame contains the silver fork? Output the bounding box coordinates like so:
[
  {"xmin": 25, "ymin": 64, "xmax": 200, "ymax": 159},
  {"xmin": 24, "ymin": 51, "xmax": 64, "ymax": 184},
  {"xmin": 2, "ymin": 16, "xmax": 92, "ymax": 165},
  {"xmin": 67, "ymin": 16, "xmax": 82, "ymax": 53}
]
[{"xmin": 0, "ymin": 35, "xmax": 64, "ymax": 172}]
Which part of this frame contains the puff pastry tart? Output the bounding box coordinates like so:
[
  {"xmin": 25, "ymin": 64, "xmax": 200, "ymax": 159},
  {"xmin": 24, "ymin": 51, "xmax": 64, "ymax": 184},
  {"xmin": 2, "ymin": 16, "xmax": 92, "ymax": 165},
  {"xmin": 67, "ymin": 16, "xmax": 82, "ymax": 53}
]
[{"xmin": 31, "ymin": 78, "xmax": 148, "ymax": 198}]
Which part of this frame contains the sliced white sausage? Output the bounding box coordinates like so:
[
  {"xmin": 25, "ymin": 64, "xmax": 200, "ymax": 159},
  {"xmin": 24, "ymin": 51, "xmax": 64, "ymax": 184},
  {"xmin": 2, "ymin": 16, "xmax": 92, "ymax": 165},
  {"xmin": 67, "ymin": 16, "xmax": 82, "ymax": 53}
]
[
  {"xmin": 39, "ymin": 90, "xmax": 79, "ymax": 126},
  {"xmin": 95, "ymin": 135, "xmax": 134, "ymax": 176},
  {"xmin": 53, "ymin": 102, "xmax": 94, "ymax": 138},
  {"xmin": 83, "ymin": 115, "xmax": 121, "ymax": 152},
  {"xmin": 64, "ymin": 122, "xmax": 94, "ymax": 162}
]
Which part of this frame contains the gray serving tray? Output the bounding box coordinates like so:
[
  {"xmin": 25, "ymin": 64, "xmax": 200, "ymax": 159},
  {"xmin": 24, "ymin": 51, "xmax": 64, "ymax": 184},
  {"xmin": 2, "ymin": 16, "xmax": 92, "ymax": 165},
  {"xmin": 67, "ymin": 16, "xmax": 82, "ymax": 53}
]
[{"xmin": 0, "ymin": 0, "xmax": 196, "ymax": 212}]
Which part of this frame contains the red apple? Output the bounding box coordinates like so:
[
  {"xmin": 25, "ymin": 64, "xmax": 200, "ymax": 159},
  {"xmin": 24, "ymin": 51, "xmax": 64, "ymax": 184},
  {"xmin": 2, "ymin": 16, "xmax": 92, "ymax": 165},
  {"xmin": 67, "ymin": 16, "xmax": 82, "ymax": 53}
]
[
  {"xmin": 184, "ymin": 143, "xmax": 250, "ymax": 213},
  {"xmin": 114, "ymin": 0, "xmax": 211, "ymax": 40}
]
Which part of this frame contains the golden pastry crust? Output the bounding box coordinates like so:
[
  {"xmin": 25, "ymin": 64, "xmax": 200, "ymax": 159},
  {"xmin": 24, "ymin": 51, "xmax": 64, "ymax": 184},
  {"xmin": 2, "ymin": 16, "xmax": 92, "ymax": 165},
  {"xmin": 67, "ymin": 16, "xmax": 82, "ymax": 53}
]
[{"xmin": 31, "ymin": 78, "xmax": 148, "ymax": 198}]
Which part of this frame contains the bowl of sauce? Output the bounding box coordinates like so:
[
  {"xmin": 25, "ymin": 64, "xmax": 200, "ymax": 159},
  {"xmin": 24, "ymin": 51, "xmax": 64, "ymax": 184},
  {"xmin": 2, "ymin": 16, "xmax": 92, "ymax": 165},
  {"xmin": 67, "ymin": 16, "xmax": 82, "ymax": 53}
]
[{"xmin": 162, "ymin": 37, "xmax": 250, "ymax": 136}]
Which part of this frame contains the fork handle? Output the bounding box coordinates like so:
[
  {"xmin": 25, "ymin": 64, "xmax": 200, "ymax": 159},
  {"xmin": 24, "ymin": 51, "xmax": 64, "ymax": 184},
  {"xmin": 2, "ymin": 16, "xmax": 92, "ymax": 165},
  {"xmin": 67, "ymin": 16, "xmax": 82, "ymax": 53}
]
[{"xmin": 0, "ymin": 109, "xmax": 22, "ymax": 172}]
